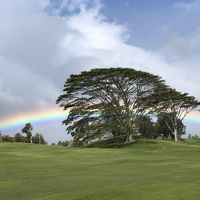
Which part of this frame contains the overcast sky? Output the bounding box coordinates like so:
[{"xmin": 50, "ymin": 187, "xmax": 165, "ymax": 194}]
[{"xmin": 0, "ymin": 0, "xmax": 200, "ymax": 143}]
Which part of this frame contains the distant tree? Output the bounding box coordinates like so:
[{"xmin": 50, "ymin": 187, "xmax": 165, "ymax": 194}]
[
  {"xmin": 188, "ymin": 134, "xmax": 199, "ymax": 140},
  {"xmin": 32, "ymin": 133, "xmax": 46, "ymax": 144},
  {"xmin": 155, "ymin": 113, "xmax": 186, "ymax": 140},
  {"xmin": 1, "ymin": 135, "xmax": 15, "ymax": 142},
  {"xmin": 21, "ymin": 123, "xmax": 33, "ymax": 143},
  {"xmin": 57, "ymin": 68, "xmax": 166, "ymax": 143},
  {"xmin": 188, "ymin": 134, "xmax": 192, "ymax": 139},
  {"xmin": 192, "ymin": 134, "xmax": 199, "ymax": 139},
  {"xmin": 14, "ymin": 132, "xmax": 25, "ymax": 142},
  {"xmin": 57, "ymin": 140, "xmax": 70, "ymax": 147}
]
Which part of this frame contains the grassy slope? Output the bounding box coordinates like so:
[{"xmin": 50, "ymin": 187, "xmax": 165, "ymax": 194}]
[{"xmin": 0, "ymin": 140, "xmax": 200, "ymax": 200}]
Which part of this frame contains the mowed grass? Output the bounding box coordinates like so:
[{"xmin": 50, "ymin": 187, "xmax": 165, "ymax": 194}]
[{"xmin": 1, "ymin": 139, "xmax": 200, "ymax": 200}]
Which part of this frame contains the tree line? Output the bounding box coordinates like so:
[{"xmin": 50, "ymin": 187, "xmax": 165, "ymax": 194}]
[
  {"xmin": 57, "ymin": 68, "xmax": 200, "ymax": 146},
  {"xmin": 0, "ymin": 132, "xmax": 46, "ymax": 144},
  {"xmin": 0, "ymin": 123, "xmax": 47, "ymax": 144}
]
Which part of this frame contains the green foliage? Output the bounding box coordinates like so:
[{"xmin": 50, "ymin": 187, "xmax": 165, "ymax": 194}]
[
  {"xmin": 57, "ymin": 68, "xmax": 166, "ymax": 143},
  {"xmin": 57, "ymin": 68, "xmax": 200, "ymax": 143},
  {"xmin": 148, "ymin": 86, "xmax": 200, "ymax": 140},
  {"xmin": 57, "ymin": 140, "xmax": 71, "ymax": 147},
  {"xmin": 14, "ymin": 132, "xmax": 26, "ymax": 142},
  {"xmin": 87, "ymin": 136, "xmax": 127, "ymax": 148},
  {"xmin": 0, "ymin": 135, "xmax": 16, "ymax": 142},
  {"xmin": 21, "ymin": 123, "xmax": 33, "ymax": 143},
  {"xmin": 0, "ymin": 130, "xmax": 47, "ymax": 144},
  {"xmin": 32, "ymin": 133, "xmax": 47, "ymax": 144},
  {"xmin": 188, "ymin": 134, "xmax": 199, "ymax": 139},
  {"xmin": 135, "ymin": 116, "xmax": 156, "ymax": 138},
  {"xmin": 155, "ymin": 113, "xmax": 186, "ymax": 139},
  {"xmin": 0, "ymin": 133, "xmax": 26, "ymax": 143}
]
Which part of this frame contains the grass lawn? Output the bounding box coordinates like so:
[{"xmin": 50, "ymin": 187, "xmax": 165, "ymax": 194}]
[{"xmin": 0, "ymin": 139, "xmax": 200, "ymax": 200}]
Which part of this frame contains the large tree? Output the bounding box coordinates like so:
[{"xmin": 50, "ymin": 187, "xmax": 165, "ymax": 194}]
[{"xmin": 57, "ymin": 68, "xmax": 166, "ymax": 143}]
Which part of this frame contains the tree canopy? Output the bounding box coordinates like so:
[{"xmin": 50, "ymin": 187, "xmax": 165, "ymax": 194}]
[
  {"xmin": 21, "ymin": 123, "xmax": 33, "ymax": 143},
  {"xmin": 57, "ymin": 68, "xmax": 167, "ymax": 143},
  {"xmin": 57, "ymin": 67, "xmax": 200, "ymax": 144},
  {"xmin": 155, "ymin": 112, "xmax": 186, "ymax": 140},
  {"xmin": 154, "ymin": 87, "xmax": 199, "ymax": 140}
]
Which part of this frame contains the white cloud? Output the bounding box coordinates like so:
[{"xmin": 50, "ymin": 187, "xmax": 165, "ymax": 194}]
[
  {"xmin": 56, "ymin": 2, "xmax": 200, "ymax": 98},
  {"xmin": 174, "ymin": 0, "xmax": 200, "ymax": 13}
]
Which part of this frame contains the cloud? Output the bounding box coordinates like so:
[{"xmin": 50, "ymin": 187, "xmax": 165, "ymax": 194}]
[
  {"xmin": 0, "ymin": 0, "xmax": 199, "ymax": 141},
  {"xmin": 55, "ymin": 1, "xmax": 200, "ymax": 98},
  {"xmin": 0, "ymin": 56, "xmax": 59, "ymax": 116},
  {"xmin": 161, "ymin": 27, "xmax": 200, "ymax": 63},
  {"xmin": 174, "ymin": 0, "xmax": 200, "ymax": 13},
  {"xmin": 44, "ymin": 0, "xmax": 98, "ymax": 15}
]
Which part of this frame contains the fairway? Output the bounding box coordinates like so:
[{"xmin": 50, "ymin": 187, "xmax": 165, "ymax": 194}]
[{"xmin": 1, "ymin": 140, "xmax": 200, "ymax": 200}]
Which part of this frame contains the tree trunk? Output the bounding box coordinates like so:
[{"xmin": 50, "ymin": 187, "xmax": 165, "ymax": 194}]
[
  {"xmin": 174, "ymin": 128, "xmax": 178, "ymax": 141},
  {"xmin": 174, "ymin": 119, "xmax": 178, "ymax": 141},
  {"xmin": 30, "ymin": 136, "xmax": 32, "ymax": 144},
  {"xmin": 126, "ymin": 133, "xmax": 135, "ymax": 143}
]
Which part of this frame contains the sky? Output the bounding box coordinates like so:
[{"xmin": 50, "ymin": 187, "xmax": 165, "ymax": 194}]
[{"xmin": 0, "ymin": 0, "xmax": 200, "ymax": 143}]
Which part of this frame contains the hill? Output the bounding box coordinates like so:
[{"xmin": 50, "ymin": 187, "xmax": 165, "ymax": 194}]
[{"xmin": 1, "ymin": 139, "xmax": 200, "ymax": 200}]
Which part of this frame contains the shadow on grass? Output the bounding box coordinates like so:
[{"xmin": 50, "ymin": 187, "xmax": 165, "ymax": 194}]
[{"xmin": 86, "ymin": 137, "xmax": 159, "ymax": 148}]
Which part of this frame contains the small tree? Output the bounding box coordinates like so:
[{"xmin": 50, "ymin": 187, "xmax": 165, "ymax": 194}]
[
  {"xmin": 14, "ymin": 132, "xmax": 25, "ymax": 142},
  {"xmin": 21, "ymin": 123, "xmax": 33, "ymax": 143},
  {"xmin": 32, "ymin": 133, "xmax": 46, "ymax": 144},
  {"xmin": 155, "ymin": 113, "xmax": 186, "ymax": 140},
  {"xmin": 159, "ymin": 89, "xmax": 200, "ymax": 141},
  {"xmin": 144, "ymin": 86, "xmax": 200, "ymax": 141}
]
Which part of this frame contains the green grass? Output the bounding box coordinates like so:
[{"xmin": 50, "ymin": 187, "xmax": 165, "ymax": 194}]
[{"xmin": 1, "ymin": 139, "xmax": 200, "ymax": 200}]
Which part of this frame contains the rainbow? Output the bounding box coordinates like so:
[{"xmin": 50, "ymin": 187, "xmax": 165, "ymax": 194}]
[
  {"xmin": 0, "ymin": 108, "xmax": 199, "ymax": 132},
  {"xmin": 0, "ymin": 107, "xmax": 69, "ymax": 131},
  {"xmin": 184, "ymin": 111, "xmax": 200, "ymax": 123}
]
